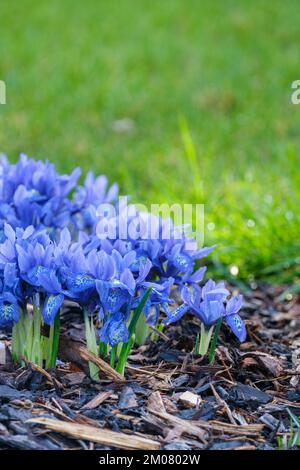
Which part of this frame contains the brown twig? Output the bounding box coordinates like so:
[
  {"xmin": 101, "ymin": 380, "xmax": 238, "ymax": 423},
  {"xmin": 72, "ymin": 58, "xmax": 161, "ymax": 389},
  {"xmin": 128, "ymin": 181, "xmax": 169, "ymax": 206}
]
[
  {"xmin": 28, "ymin": 417, "xmax": 161, "ymax": 450},
  {"xmin": 210, "ymin": 383, "xmax": 237, "ymax": 425}
]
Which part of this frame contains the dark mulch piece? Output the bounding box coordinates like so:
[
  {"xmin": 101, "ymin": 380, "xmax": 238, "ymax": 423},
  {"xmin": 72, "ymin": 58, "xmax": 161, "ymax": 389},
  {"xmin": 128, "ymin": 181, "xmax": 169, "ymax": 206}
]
[{"xmin": 0, "ymin": 283, "xmax": 300, "ymax": 450}]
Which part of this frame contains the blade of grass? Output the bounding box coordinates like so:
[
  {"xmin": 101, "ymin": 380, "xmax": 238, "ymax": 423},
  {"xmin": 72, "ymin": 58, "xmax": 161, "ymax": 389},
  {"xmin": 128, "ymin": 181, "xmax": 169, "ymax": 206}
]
[{"xmin": 179, "ymin": 115, "xmax": 203, "ymax": 199}]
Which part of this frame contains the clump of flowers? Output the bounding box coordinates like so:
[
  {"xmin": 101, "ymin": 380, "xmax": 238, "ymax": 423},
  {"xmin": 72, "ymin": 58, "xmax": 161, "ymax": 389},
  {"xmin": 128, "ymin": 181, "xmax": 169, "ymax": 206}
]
[
  {"xmin": 0, "ymin": 154, "xmax": 247, "ymax": 377},
  {"xmin": 163, "ymin": 280, "xmax": 245, "ymax": 360}
]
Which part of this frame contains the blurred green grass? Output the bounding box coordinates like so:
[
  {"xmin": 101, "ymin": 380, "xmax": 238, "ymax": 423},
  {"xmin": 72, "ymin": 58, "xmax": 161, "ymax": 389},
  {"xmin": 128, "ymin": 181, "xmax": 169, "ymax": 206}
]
[{"xmin": 0, "ymin": 0, "xmax": 300, "ymax": 282}]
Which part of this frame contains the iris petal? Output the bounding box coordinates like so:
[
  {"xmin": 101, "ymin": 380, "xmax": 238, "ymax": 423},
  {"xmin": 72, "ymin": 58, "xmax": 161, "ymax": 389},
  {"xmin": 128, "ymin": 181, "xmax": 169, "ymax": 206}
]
[
  {"xmin": 163, "ymin": 303, "xmax": 189, "ymax": 325},
  {"xmin": 0, "ymin": 302, "xmax": 19, "ymax": 327},
  {"xmin": 226, "ymin": 314, "xmax": 246, "ymax": 342},
  {"xmin": 42, "ymin": 294, "xmax": 64, "ymax": 325},
  {"xmin": 109, "ymin": 320, "xmax": 129, "ymax": 346}
]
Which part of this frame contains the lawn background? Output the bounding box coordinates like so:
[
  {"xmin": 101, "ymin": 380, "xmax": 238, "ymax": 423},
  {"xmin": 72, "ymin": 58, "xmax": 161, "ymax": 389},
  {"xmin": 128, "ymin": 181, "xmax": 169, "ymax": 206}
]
[{"xmin": 0, "ymin": 0, "xmax": 300, "ymax": 283}]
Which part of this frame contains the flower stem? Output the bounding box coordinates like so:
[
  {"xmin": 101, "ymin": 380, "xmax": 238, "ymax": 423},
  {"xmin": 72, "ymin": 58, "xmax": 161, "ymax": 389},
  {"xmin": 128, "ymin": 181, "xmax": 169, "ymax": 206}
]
[
  {"xmin": 151, "ymin": 323, "xmax": 165, "ymax": 343},
  {"xmin": 48, "ymin": 312, "xmax": 60, "ymax": 368},
  {"xmin": 109, "ymin": 345, "xmax": 117, "ymax": 368},
  {"xmin": 12, "ymin": 307, "xmax": 23, "ymax": 363},
  {"xmin": 196, "ymin": 323, "xmax": 214, "ymax": 356},
  {"xmin": 135, "ymin": 313, "xmax": 150, "ymax": 346},
  {"xmin": 115, "ymin": 334, "xmax": 135, "ymax": 375},
  {"xmin": 12, "ymin": 299, "xmax": 61, "ymax": 368},
  {"xmin": 209, "ymin": 318, "xmax": 222, "ymax": 364},
  {"xmin": 31, "ymin": 302, "xmax": 42, "ymax": 365},
  {"xmin": 83, "ymin": 309, "xmax": 100, "ymax": 381},
  {"xmin": 116, "ymin": 288, "xmax": 152, "ymax": 375},
  {"xmin": 99, "ymin": 341, "xmax": 108, "ymax": 357}
]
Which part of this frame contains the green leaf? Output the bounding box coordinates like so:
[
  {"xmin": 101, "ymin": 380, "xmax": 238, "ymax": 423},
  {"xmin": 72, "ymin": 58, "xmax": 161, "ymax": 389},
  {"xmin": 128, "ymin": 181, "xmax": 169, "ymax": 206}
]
[
  {"xmin": 128, "ymin": 287, "xmax": 152, "ymax": 336},
  {"xmin": 84, "ymin": 310, "xmax": 100, "ymax": 380},
  {"xmin": 287, "ymin": 408, "xmax": 300, "ymax": 428},
  {"xmin": 209, "ymin": 317, "xmax": 222, "ymax": 364},
  {"xmin": 116, "ymin": 288, "xmax": 152, "ymax": 375}
]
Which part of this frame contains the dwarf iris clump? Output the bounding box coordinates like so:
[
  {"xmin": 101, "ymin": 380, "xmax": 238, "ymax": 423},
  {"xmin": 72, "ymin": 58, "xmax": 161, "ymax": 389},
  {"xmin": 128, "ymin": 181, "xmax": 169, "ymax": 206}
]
[
  {"xmin": 0, "ymin": 154, "xmax": 247, "ymax": 376},
  {"xmin": 163, "ymin": 280, "xmax": 246, "ymax": 360}
]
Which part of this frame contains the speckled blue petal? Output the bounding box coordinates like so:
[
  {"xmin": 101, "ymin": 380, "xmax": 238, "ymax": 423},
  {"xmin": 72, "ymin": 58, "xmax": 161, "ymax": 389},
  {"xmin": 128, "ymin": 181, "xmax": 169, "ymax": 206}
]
[
  {"xmin": 42, "ymin": 294, "xmax": 64, "ymax": 325},
  {"xmin": 99, "ymin": 313, "xmax": 129, "ymax": 346},
  {"xmin": 26, "ymin": 265, "xmax": 49, "ymax": 286},
  {"xmin": 0, "ymin": 302, "xmax": 19, "ymax": 327},
  {"xmin": 96, "ymin": 279, "xmax": 131, "ymax": 313},
  {"xmin": 162, "ymin": 303, "xmax": 189, "ymax": 325},
  {"xmin": 108, "ymin": 320, "xmax": 129, "ymax": 346},
  {"xmin": 65, "ymin": 274, "xmax": 95, "ymax": 294},
  {"xmin": 226, "ymin": 314, "xmax": 246, "ymax": 342},
  {"xmin": 105, "ymin": 287, "xmax": 129, "ymax": 313},
  {"xmin": 172, "ymin": 252, "xmax": 193, "ymax": 273}
]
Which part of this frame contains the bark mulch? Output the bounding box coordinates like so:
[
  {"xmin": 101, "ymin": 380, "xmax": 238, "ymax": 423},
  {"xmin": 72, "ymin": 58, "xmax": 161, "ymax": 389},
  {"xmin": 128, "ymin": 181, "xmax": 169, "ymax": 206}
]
[{"xmin": 0, "ymin": 283, "xmax": 299, "ymax": 450}]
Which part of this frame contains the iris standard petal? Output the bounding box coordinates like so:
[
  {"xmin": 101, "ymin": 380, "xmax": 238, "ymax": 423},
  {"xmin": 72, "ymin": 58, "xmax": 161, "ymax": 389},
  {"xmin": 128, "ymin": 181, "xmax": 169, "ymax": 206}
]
[
  {"xmin": 226, "ymin": 294, "xmax": 243, "ymax": 316},
  {"xmin": 206, "ymin": 299, "xmax": 223, "ymax": 326},
  {"xmin": 188, "ymin": 266, "xmax": 207, "ymax": 283}
]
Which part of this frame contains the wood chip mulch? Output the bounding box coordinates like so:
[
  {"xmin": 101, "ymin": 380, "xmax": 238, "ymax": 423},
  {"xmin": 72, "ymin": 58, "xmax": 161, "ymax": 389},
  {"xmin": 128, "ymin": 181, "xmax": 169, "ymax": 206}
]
[{"xmin": 0, "ymin": 283, "xmax": 299, "ymax": 450}]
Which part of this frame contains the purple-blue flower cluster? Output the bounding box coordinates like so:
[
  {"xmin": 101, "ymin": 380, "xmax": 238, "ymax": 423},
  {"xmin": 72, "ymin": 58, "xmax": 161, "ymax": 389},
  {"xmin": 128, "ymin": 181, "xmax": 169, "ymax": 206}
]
[
  {"xmin": 0, "ymin": 154, "xmax": 118, "ymax": 233},
  {"xmin": 0, "ymin": 155, "xmax": 246, "ymax": 360},
  {"xmin": 163, "ymin": 280, "xmax": 246, "ymax": 341}
]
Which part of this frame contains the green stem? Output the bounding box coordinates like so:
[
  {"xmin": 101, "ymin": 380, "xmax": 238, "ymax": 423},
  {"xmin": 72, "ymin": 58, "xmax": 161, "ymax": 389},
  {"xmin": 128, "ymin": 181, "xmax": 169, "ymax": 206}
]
[
  {"xmin": 12, "ymin": 300, "xmax": 61, "ymax": 368},
  {"xmin": 12, "ymin": 311, "xmax": 21, "ymax": 363},
  {"xmin": 99, "ymin": 341, "xmax": 108, "ymax": 356},
  {"xmin": 135, "ymin": 313, "xmax": 150, "ymax": 346},
  {"xmin": 84, "ymin": 309, "xmax": 100, "ymax": 381},
  {"xmin": 116, "ymin": 334, "xmax": 135, "ymax": 375},
  {"xmin": 24, "ymin": 310, "xmax": 33, "ymax": 362},
  {"xmin": 116, "ymin": 288, "xmax": 152, "ymax": 375},
  {"xmin": 12, "ymin": 307, "xmax": 32, "ymax": 365},
  {"xmin": 110, "ymin": 345, "xmax": 117, "ymax": 368},
  {"xmin": 209, "ymin": 318, "xmax": 222, "ymax": 364},
  {"xmin": 150, "ymin": 323, "xmax": 165, "ymax": 343},
  {"xmin": 196, "ymin": 323, "xmax": 214, "ymax": 356},
  {"xmin": 48, "ymin": 312, "xmax": 60, "ymax": 368},
  {"xmin": 32, "ymin": 303, "xmax": 42, "ymax": 365},
  {"xmin": 127, "ymin": 288, "xmax": 152, "ymax": 336}
]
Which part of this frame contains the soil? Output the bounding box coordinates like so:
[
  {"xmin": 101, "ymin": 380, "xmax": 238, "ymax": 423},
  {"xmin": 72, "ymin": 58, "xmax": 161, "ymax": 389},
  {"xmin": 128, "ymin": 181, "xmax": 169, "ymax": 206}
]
[{"xmin": 0, "ymin": 283, "xmax": 299, "ymax": 451}]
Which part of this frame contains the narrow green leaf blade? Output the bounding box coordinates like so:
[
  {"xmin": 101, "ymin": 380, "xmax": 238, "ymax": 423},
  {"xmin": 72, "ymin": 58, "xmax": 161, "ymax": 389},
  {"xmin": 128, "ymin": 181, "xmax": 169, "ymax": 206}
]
[{"xmin": 209, "ymin": 317, "xmax": 222, "ymax": 364}]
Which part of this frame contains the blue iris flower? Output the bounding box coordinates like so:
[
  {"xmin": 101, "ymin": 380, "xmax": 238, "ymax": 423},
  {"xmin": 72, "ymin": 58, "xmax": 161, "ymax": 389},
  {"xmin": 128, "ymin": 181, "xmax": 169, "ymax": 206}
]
[
  {"xmin": 90, "ymin": 249, "xmax": 136, "ymax": 314},
  {"xmin": 37, "ymin": 269, "xmax": 65, "ymax": 325},
  {"xmin": 132, "ymin": 277, "xmax": 174, "ymax": 326},
  {"xmin": 72, "ymin": 171, "xmax": 119, "ymax": 230},
  {"xmin": 16, "ymin": 231, "xmax": 55, "ymax": 287},
  {"xmin": 95, "ymin": 272, "xmax": 135, "ymax": 314},
  {"xmin": 0, "ymin": 154, "xmax": 247, "ymax": 355},
  {"xmin": 0, "ymin": 154, "xmax": 80, "ymax": 231},
  {"xmin": 99, "ymin": 311, "xmax": 129, "ymax": 346}
]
